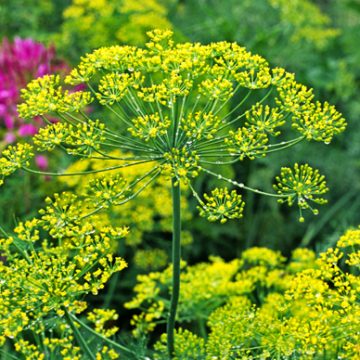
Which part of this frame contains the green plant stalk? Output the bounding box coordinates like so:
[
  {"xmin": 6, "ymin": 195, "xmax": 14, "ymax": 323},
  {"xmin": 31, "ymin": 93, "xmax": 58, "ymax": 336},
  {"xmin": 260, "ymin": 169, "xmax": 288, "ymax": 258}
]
[
  {"xmin": 197, "ymin": 317, "xmax": 207, "ymax": 340},
  {"xmin": 64, "ymin": 310, "xmax": 95, "ymax": 360},
  {"xmin": 103, "ymin": 271, "xmax": 119, "ymax": 308},
  {"xmin": 68, "ymin": 312, "xmax": 135, "ymax": 356},
  {"xmin": 167, "ymin": 178, "xmax": 181, "ymax": 358}
]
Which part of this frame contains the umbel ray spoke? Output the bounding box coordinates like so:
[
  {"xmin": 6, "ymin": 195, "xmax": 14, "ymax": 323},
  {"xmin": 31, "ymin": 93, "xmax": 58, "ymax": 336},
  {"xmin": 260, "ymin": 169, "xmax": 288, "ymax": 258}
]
[
  {"xmin": 81, "ymin": 165, "xmax": 162, "ymax": 219},
  {"xmin": 22, "ymin": 158, "xmax": 159, "ymax": 177},
  {"xmin": 199, "ymin": 166, "xmax": 289, "ymax": 199}
]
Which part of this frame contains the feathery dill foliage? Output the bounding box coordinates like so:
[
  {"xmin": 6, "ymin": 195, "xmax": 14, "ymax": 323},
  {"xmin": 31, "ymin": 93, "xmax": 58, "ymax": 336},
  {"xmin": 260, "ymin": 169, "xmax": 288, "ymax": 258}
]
[
  {"xmin": 128, "ymin": 227, "xmax": 360, "ymax": 359},
  {"xmin": 1, "ymin": 29, "xmax": 345, "ymax": 221}
]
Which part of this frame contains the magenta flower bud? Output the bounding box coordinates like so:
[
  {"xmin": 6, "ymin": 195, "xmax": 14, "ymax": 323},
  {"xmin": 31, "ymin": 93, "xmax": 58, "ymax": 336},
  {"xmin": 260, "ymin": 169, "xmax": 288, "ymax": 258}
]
[
  {"xmin": 4, "ymin": 132, "xmax": 16, "ymax": 143},
  {"xmin": 18, "ymin": 123, "xmax": 38, "ymax": 137},
  {"xmin": 4, "ymin": 114, "xmax": 14, "ymax": 129},
  {"xmin": 35, "ymin": 155, "xmax": 49, "ymax": 170}
]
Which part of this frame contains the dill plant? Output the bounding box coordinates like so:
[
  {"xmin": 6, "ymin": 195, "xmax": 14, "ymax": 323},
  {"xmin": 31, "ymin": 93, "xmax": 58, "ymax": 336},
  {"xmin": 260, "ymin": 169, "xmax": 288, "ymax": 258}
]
[
  {"xmin": 131, "ymin": 228, "xmax": 359, "ymax": 359},
  {"xmin": 0, "ymin": 30, "xmax": 346, "ymax": 358}
]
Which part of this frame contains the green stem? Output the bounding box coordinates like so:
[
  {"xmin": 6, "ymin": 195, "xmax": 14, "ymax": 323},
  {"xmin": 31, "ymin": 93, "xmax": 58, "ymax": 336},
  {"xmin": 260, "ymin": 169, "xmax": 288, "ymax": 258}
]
[
  {"xmin": 21, "ymin": 159, "xmax": 156, "ymax": 177},
  {"xmin": 68, "ymin": 312, "xmax": 135, "ymax": 356},
  {"xmin": 199, "ymin": 166, "xmax": 288, "ymax": 198},
  {"xmin": 198, "ymin": 317, "xmax": 207, "ymax": 339},
  {"xmin": 167, "ymin": 178, "xmax": 182, "ymax": 358},
  {"xmin": 0, "ymin": 224, "xmax": 32, "ymax": 264},
  {"xmin": 0, "ymin": 346, "xmax": 20, "ymax": 360},
  {"xmin": 64, "ymin": 310, "xmax": 95, "ymax": 360},
  {"xmin": 103, "ymin": 272, "xmax": 119, "ymax": 308}
]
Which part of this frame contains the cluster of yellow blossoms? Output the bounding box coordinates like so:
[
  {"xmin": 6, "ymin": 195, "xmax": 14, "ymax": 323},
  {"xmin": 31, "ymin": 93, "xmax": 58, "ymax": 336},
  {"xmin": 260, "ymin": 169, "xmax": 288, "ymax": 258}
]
[
  {"xmin": 269, "ymin": 0, "xmax": 340, "ymax": 47},
  {"xmin": 57, "ymin": 0, "xmax": 174, "ymax": 52},
  {"xmin": 273, "ymin": 163, "xmax": 329, "ymax": 221},
  {"xmin": 0, "ymin": 29, "xmax": 346, "ymax": 223},
  {"xmin": 0, "ymin": 143, "xmax": 33, "ymax": 185},
  {"xmin": 197, "ymin": 187, "xmax": 245, "ymax": 223},
  {"xmin": 0, "ymin": 192, "xmax": 129, "ymax": 359},
  {"xmin": 127, "ymin": 227, "xmax": 360, "ymax": 359},
  {"xmin": 59, "ymin": 151, "xmax": 192, "ymax": 254}
]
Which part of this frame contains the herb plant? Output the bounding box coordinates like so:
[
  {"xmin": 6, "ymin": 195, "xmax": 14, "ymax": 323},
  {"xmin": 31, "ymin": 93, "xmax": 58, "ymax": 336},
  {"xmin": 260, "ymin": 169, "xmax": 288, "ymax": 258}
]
[{"xmin": 0, "ymin": 30, "xmax": 346, "ymax": 358}]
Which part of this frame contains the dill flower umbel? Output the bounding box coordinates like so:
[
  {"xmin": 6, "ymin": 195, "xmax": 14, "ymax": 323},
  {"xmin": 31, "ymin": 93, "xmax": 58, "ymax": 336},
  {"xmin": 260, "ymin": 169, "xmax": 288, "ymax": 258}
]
[
  {"xmin": 2, "ymin": 29, "xmax": 345, "ymax": 220},
  {"xmin": 0, "ymin": 29, "xmax": 346, "ymax": 357}
]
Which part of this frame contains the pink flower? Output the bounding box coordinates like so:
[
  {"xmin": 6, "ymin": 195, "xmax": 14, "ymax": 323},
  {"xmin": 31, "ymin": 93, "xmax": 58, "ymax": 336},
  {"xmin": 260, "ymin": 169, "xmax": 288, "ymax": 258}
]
[
  {"xmin": 0, "ymin": 38, "xmax": 89, "ymax": 170},
  {"xmin": 18, "ymin": 124, "xmax": 38, "ymax": 137},
  {"xmin": 0, "ymin": 37, "xmax": 70, "ymax": 140},
  {"xmin": 0, "ymin": 38, "xmax": 82, "ymax": 170},
  {"xmin": 3, "ymin": 132, "xmax": 16, "ymax": 143},
  {"xmin": 35, "ymin": 155, "xmax": 49, "ymax": 171}
]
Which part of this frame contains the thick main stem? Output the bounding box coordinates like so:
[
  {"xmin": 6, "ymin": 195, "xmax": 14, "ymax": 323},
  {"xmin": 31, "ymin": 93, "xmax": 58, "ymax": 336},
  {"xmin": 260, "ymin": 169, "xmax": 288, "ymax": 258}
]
[{"xmin": 167, "ymin": 178, "xmax": 181, "ymax": 358}]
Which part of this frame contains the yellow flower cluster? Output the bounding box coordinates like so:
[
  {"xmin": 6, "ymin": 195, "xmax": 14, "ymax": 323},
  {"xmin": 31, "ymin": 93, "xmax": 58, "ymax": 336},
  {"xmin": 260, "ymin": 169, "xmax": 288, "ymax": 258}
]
[
  {"xmin": 269, "ymin": 0, "xmax": 340, "ymax": 48},
  {"xmin": 0, "ymin": 143, "xmax": 34, "ymax": 185},
  {"xmin": 245, "ymin": 103, "xmax": 285, "ymax": 136},
  {"xmin": 338, "ymin": 227, "xmax": 360, "ymax": 248},
  {"xmin": 34, "ymin": 119, "xmax": 106, "ymax": 156},
  {"xmin": 154, "ymin": 328, "xmax": 205, "ymax": 360},
  {"xmin": 97, "ymin": 71, "xmax": 144, "ymax": 105},
  {"xmin": 42, "ymin": 337, "xmax": 82, "ymax": 360},
  {"xmin": 34, "ymin": 122, "xmax": 68, "ymax": 151},
  {"xmin": 199, "ymin": 77, "xmax": 234, "ymax": 101},
  {"xmin": 61, "ymin": 90, "xmax": 94, "ymax": 113},
  {"xmin": 18, "ymin": 75, "xmax": 93, "ymax": 118},
  {"xmin": 162, "ymin": 147, "xmax": 200, "ymax": 184},
  {"xmin": 337, "ymin": 227, "xmax": 360, "ymax": 268},
  {"xmin": 198, "ymin": 187, "xmax": 245, "ymax": 223},
  {"xmin": 18, "ymin": 74, "xmax": 64, "ymax": 117},
  {"xmin": 86, "ymin": 174, "xmax": 128, "ymax": 208},
  {"xmin": 129, "ymin": 113, "xmax": 171, "ymax": 141},
  {"xmin": 14, "ymin": 218, "xmax": 40, "ymax": 242},
  {"xmin": 225, "ymin": 126, "xmax": 269, "ymax": 160},
  {"xmin": 10, "ymin": 29, "xmax": 346, "ymax": 224},
  {"xmin": 128, "ymin": 228, "xmax": 360, "ymax": 359},
  {"xmin": 87, "ymin": 308, "xmax": 119, "ymax": 337},
  {"xmin": 180, "ymin": 111, "xmax": 221, "ymax": 141},
  {"xmin": 275, "ymin": 71, "xmax": 314, "ymax": 111},
  {"xmin": 57, "ymin": 0, "xmax": 173, "ymax": 52},
  {"xmin": 96, "ymin": 346, "xmax": 119, "ymax": 360},
  {"xmin": 293, "ymin": 101, "xmax": 347, "ymax": 143},
  {"xmin": 273, "ymin": 163, "xmax": 329, "ymax": 221},
  {"xmin": 59, "ymin": 150, "xmax": 192, "ymax": 247},
  {"xmin": 0, "ymin": 193, "xmax": 127, "ymax": 357}
]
